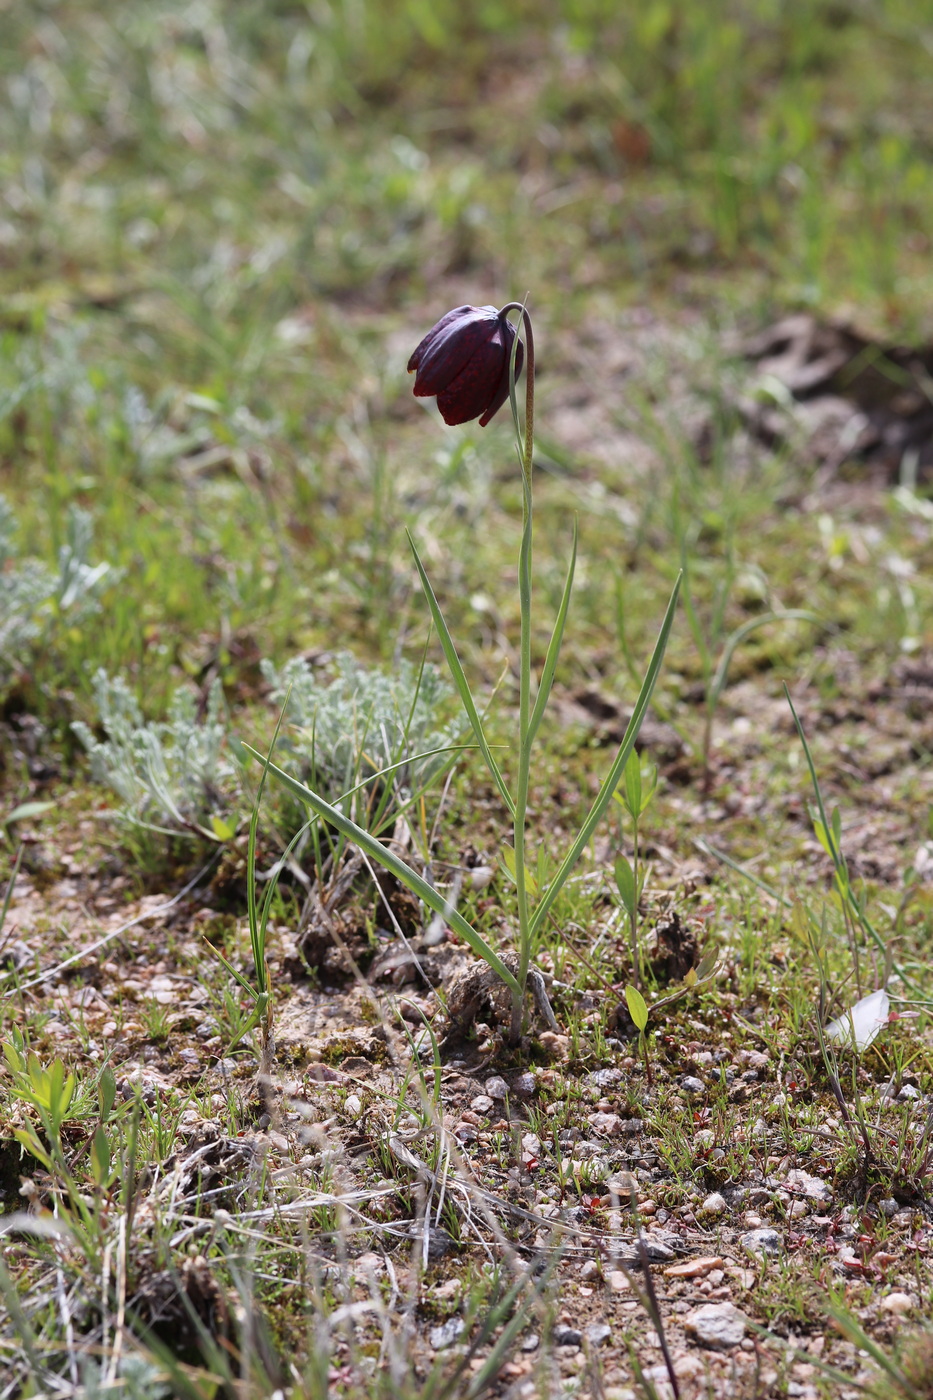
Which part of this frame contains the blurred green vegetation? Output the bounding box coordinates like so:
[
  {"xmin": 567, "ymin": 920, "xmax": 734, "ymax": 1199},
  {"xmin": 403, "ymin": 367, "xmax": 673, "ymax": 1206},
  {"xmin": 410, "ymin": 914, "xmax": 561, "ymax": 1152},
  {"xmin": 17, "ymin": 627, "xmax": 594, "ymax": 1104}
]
[{"xmin": 1, "ymin": 0, "xmax": 931, "ymax": 801}]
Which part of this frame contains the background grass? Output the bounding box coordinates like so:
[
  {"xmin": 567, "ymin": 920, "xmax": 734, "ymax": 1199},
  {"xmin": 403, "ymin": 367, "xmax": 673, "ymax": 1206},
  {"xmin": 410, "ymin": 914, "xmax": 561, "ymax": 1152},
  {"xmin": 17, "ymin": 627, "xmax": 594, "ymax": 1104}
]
[{"xmin": 2, "ymin": 2, "xmax": 933, "ymax": 1396}]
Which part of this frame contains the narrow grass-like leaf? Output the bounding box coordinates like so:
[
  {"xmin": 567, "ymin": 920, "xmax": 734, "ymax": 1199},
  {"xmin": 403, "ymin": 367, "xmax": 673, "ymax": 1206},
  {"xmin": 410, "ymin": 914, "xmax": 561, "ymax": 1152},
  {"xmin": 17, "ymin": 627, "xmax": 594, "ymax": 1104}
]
[
  {"xmin": 528, "ymin": 517, "xmax": 577, "ymax": 744},
  {"xmin": 0, "ymin": 845, "xmax": 22, "ymax": 935},
  {"xmin": 785, "ymin": 686, "xmax": 919, "ymax": 992},
  {"xmin": 245, "ymin": 746, "xmax": 520, "ymax": 995},
  {"xmin": 825, "ymin": 1302, "xmax": 924, "ymax": 1399},
  {"xmin": 409, "ymin": 534, "xmax": 515, "ymax": 818},
  {"xmin": 529, "ymin": 572, "xmax": 681, "ymax": 939}
]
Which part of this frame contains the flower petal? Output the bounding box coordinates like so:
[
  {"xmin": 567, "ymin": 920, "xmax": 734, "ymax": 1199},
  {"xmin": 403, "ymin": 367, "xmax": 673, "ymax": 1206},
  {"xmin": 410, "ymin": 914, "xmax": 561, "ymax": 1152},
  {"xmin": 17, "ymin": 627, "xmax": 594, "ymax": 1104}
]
[
  {"xmin": 435, "ymin": 331, "xmax": 506, "ymax": 426},
  {"xmin": 478, "ymin": 326, "xmax": 524, "ymax": 427},
  {"xmin": 408, "ymin": 305, "xmax": 500, "ymax": 398}
]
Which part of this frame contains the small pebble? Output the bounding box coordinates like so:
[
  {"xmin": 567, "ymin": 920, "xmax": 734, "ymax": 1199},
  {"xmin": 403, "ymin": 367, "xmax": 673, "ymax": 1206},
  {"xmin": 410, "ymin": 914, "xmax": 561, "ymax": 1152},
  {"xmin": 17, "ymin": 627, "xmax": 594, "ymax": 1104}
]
[
  {"xmin": 740, "ymin": 1228, "xmax": 782, "ymax": 1259},
  {"xmin": 485, "ymin": 1076, "xmax": 509, "ymax": 1100},
  {"xmin": 579, "ymin": 1259, "xmax": 600, "ymax": 1281},
  {"xmin": 608, "ymin": 1270, "xmax": 629, "ymax": 1292},
  {"xmin": 470, "ymin": 1094, "xmax": 494, "ymax": 1113},
  {"xmin": 589, "ymin": 1068, "xmax": 623, "ymax": 1088},
  {"xmin": 685, "ymin": 1301, "xmax": 747, "ymax": 1351},
  {"xmin": 553, "ymin": 1325, "xmax": 583, "ymax": 1347},
  {"xmin": 664, "ymin": 1256, "xmax": 724, "ymax": 1280},
  {"xmin": 586, "ymin": 1322, "xmax": 612, "ymax": 1347},
  {"xmin": 881, "ymin": 1292, "xmax": 915, "ymax": 1316},
  {"xmin": 700, "ymin": 1192, "xmax": 727, "ymax": 1217},
  {"xmin": 429, "ymin": 1317, "xmax": 465, "ymax": 1350},
  {"xmin": 681, "ymin": 1076, "xmax": 705, "ymax": 1095},
  {"xmin": 512, "ymin": 1072, "xmax": 536, "ymax": 1098}
]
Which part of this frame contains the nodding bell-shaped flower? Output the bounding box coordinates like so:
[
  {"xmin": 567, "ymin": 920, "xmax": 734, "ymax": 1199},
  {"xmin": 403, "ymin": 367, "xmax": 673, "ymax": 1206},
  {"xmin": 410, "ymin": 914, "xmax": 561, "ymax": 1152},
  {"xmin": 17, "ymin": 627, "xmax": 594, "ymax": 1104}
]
[{"xmin": 407, "ymin": 304, "xmax": 524, "ymax": 427}]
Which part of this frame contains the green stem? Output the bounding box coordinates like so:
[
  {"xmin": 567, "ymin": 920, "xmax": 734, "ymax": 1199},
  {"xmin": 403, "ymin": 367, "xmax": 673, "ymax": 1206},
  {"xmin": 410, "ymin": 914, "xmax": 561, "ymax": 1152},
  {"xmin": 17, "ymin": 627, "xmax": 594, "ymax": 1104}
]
[
  {"xmin": 500, "ymin": 303, "xmax": 536, "ymax": 1043},
  {"xmin": 631, "ymin": 817, "xmax": 640, "ymax": 990}
]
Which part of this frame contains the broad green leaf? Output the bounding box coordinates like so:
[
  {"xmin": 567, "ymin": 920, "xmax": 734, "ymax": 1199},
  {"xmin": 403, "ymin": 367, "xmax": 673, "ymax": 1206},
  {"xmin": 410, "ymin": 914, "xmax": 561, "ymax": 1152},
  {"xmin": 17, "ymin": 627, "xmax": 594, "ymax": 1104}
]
[
  {"xmin": 623, "ymin": 748, "xmax": 642, "ymax": 818},
  {"xmin": 90, "ymin": 1126, "xmax": 112, "ymax": 1186},
  {"xmin": 624, "ymin": 984, "xmax": 649, "ymax": 1032},
  {"xmin": 614, "ymin": 856, "xmax": 637, "ymax": 917},
  {"xmin": 98, "ymin": 1067, "xmax": 116, "ymax": 1122},
  {"xmin": 812, "ymin": 817, "xmax": 833, "ymax": 857},
  {"xmin": 210, "ymin": 814, "xmax": 234, "ymax": 841}
]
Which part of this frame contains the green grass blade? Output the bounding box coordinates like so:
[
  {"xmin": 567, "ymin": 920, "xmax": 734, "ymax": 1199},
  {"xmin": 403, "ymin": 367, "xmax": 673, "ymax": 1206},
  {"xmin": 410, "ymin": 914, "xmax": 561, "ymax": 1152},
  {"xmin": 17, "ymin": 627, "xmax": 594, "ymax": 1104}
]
[
  {"xmin": 528, "ymin": 516, "xmax": 577, "ymax": 745},
  {"xmin": 243, "ymin": 745, "xmax": 520, "ymax": 996},
  {"xmin": 408, "ymin": 533, "xmax": 515, "ymax": 818},
  {"xmin": 709, "ymin": 610, "xmax": 820, "ymax": 711},
  {"xmin": 529, "ymin": 572, "xmax": 681, "ymax": 939}
]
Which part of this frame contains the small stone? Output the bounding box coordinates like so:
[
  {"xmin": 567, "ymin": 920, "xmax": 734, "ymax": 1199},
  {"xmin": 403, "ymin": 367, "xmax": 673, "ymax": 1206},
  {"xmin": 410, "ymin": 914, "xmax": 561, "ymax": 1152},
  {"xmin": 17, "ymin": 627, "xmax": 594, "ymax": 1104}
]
[
  {"xmin": 626, "ymin": 1237, "xmax": 676, "ymax": 1263},
  {"xmin": 694, "ymin": 1129, "xmax": 715, "ymax": 1149},
  {"xmin": 681, "ymin": 1076, "xmax": 705, "ymax": 1095},
  {"xmin": 344, "ymin": 1094, "xmax": 363, "ymax": 1119},
  {"xmin": 740, "ymin": 1228, "xmax": 782, "ymax": 1259},
  {"xmin": 586, "ymin": 1322, "xmax": 612, "ymax": 1347},
  {"xmin": 700, "ymin": 1192, "xmax": 727, "ymax": 1217},
  {"xmin": 485, "ymin": 1075, "xmax": 509, "ymax": 1100},
  {"xmin": 789, "ymin": 1200, "xmax": 808, "ymax": 1219},
  {"xmin": 784, "ymin": 1169, "xmax": 832, "ymax": 1203},
  {"xmin": 429, "ymin": 1317, "xmax": 465, "ymax": 1350},
  {"xmin": 589, "ymin": 1112, "xmax": 622, "ymax": 1136},
  {"xmin": 607, "ymin": 1171, "xmax": 639, "ymax": 1195},
  {"xmin": 512, "ymin": 1072, "xmax": 537, "ymax": 1098},
  {"xmin": 879, "ymin": 1199, "xmax": 898, "ymax": 1218},
  {"xmin": 619, "ymin": 1118, "xmax": 644, "ymax": 1135},
  {"xmin": 521, "ymin": 1132, "xmax": 542, "ymax": 1159},
  {"xmin": 469, "ymin": 865, "xmax": 495, "ymax": 890},
  {"xmin": 664, "ymin": 1256, "xmax": 724, "ymax": 1280},
  {"xmin": 685, "ymin": 1302, "xmax": 747, "ymax": 1351},
  {"xmin": 881, "ymin": 1292, "xmax": 916, "ymax": 1316},
  {"xmin": 411, "ymin": 1226, "xmax": 456, "ymax": 1260},
  {"xmin": 579, "ymin": 1259, "xmax": 600, "ymax": 1281},
  {"xmin": 521, "ymin": 1333, "xmax": 539, "ymax": 1352},
  {"xmin": 898, "ymin": 1084, "xmax": 921, "ymax": 1101},
  {"xmin": 553, "ymin": 1325, "xmax": 583, "ymax": 1347},
  {"xmin": 608, "ymin": 1270, "xmax": 629, "ymax": 1292},
  {"xmin": 589, "ymin": 1068, "xmax": 623, "ymax": 1088},
  {"xmin": 470, "ymin": 1094, "xmax": 494, "ymax": 1113}
]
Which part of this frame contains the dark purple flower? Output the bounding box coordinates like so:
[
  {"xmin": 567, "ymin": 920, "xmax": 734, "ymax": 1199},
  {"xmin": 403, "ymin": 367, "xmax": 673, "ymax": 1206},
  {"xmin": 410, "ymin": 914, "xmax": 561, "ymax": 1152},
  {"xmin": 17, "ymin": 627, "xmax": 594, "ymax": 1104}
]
[{"xmin": 407, "ymin": 304, "xmax": 524, "ymax": 427}]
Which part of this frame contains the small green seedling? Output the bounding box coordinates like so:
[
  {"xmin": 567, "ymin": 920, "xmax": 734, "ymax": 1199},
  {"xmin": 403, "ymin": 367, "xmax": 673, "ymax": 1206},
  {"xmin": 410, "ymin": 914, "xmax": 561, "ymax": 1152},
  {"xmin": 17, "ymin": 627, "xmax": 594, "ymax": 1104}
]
[
  {"xmin": 613, "ymin": 747, "xmax": 658, "ymax": 988},
  {"xmin": 624, "ymin": 983, "xmax": 651, "ymax": 1085}
]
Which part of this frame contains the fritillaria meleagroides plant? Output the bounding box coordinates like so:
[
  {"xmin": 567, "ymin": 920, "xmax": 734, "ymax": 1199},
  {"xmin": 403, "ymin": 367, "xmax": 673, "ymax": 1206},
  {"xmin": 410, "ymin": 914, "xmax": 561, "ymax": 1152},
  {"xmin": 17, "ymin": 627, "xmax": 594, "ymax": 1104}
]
[{"xmin": 250, "ymin": 301, "xmax": 681, "ymax": 1048}]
